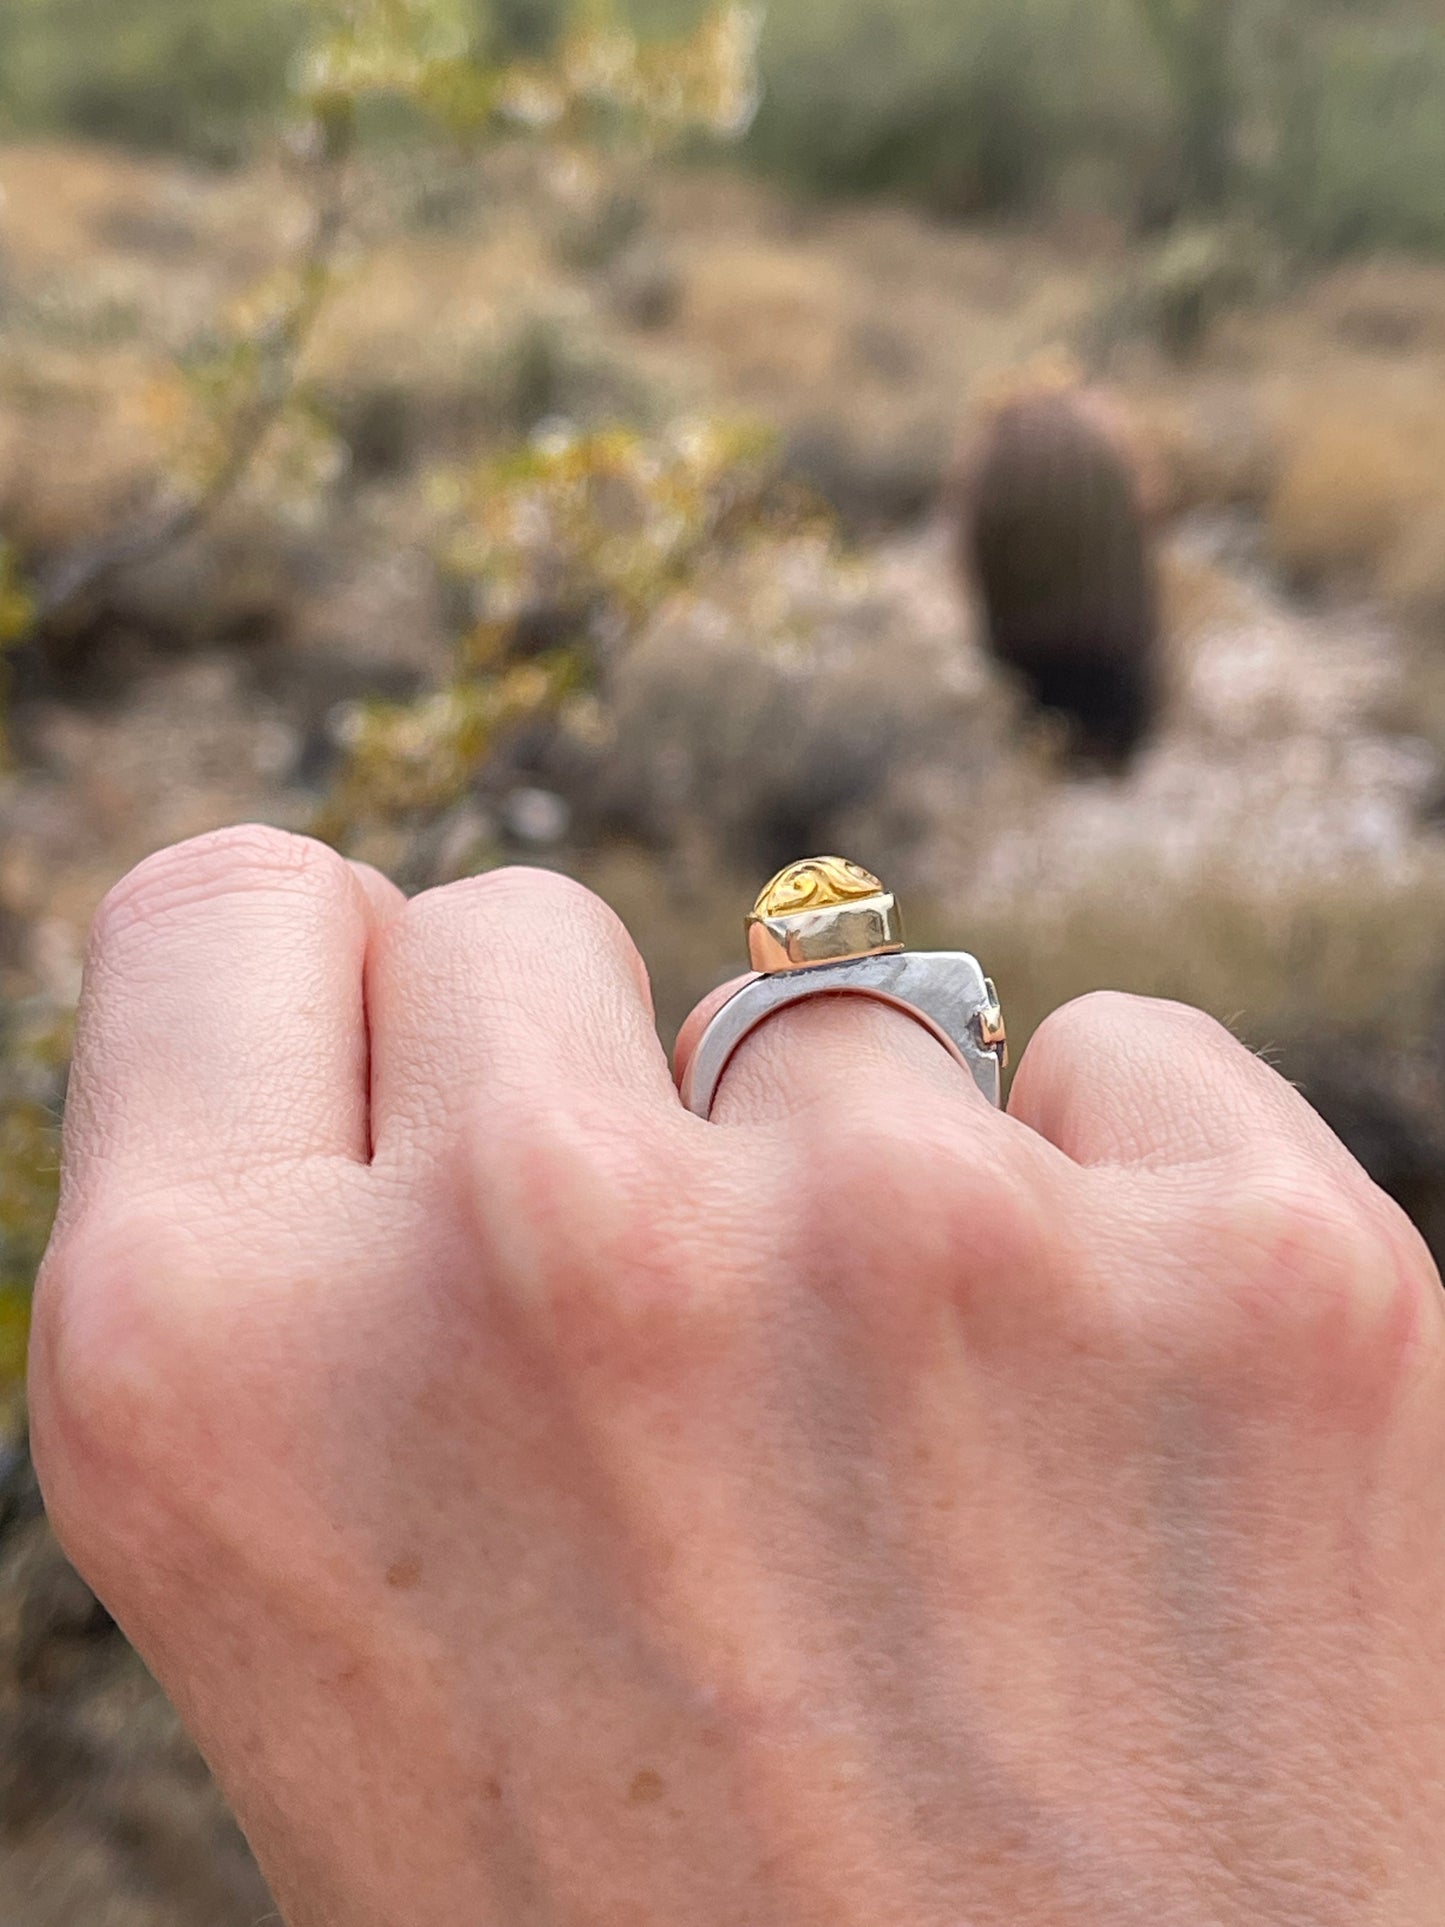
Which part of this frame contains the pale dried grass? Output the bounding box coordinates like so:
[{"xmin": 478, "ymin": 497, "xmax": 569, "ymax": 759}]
[
  {"xmin": 1266, "ymin": 378, "xmax": 1445, "ymax": 603},
  {"xmin": 579, "ymin": 823, "xmax": 1445, "ymax": 1080}
]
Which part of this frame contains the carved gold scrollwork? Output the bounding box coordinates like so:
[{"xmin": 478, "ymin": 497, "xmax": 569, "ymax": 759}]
[{"xmin": 751, "ymin": 858, "xmax": 884, "ymax": 922}]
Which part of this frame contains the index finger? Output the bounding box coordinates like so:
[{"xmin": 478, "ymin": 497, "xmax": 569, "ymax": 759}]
[{"xmin": 60, "ymin": 827, "xmax": 400, "ymax": 1214}]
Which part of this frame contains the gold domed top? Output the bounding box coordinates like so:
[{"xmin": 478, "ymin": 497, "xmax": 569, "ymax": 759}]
[
  {"xmin": 747, "ymin": 857, "xmax": 902, "ymax": 974},
  {"xmin": 751, "ymin": 857, "xmax": 884, "ymax": 922}
]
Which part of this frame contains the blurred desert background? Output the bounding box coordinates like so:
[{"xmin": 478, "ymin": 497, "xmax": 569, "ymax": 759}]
[{"xmin": 2, "ymin": 0, "xmax": 1445, "ymax": 1917}]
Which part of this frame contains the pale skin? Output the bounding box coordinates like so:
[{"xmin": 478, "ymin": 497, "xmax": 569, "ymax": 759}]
[{"xmin": 25, "ymin": 823, "xmax": 1445, "ymax": 1927}]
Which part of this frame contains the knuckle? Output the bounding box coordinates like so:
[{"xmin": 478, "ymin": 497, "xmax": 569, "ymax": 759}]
[
  {"xmin": 793, "ymin": 1100, "xmax": 1051, "ymax": 1321},
  {"xmin": 468, "ymin": 1096, "xmax": 723, "ymax": 1379},
  {"xmin": 1237, "ymin": 1156, "xmax": 1391, "ymax": 1304},
  {"xmin": 92, "ymin": 826, "xmax": 351, "ymax": 948},
  {"xmin": 411, "ymin": 865, "xmax": 608, "ymax": 929},
  {"xmin": 1032, "ymin": 991, "xmax": 1234, "ymax": 1069},
  {"xmin": 401, "ymin": 867, "xmax": 640, "ymax": 971},
  {"xmin": 801, "ymin": 1105, "xmax": 942, "ymax": 1252},
  {"xmin": 1168, "ymin": 1155, "xmax": 1430, "ymax": 1405},
  {"xmin": 29, "ymin": 1203, "xmax": 213, "ymax": 1549},
  {"xmin": 1370, "ymin": 1191, "xmax": 1443, "ymax": 1307}
]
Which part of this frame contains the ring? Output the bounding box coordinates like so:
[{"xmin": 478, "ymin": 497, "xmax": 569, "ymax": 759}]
[{"xmin": 681, "ymin": 857, "xmax": 1007, "ymax": 1119}]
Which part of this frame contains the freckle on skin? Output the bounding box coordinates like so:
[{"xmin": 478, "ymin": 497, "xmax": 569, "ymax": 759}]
[
  {"xmin": 629, "ymin": 1769, "xmax": 665, "ymax": 1806},
  {"xmin": 385, "ymin": 1558, "xmax": 422, "ymax": 1590},
  {"xmin": 484, "ymin": 1777, "xmax": 504, "ymax": 1803}
]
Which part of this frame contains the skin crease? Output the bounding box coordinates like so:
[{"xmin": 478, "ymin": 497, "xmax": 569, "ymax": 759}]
[{"xmin": 24, "ymin": 824, "xmax": 1445, "ymax": 1927}]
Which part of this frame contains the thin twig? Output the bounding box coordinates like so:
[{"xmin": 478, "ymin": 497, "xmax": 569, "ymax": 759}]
[{"xmin": 33, "ymin": 130, "xmax": 352, "ymax": 628}]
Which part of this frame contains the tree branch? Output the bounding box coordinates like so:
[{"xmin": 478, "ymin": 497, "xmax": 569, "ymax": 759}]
[{"xmin": 33, "ymin": 124, "xmax": 352, "ymax": 629}]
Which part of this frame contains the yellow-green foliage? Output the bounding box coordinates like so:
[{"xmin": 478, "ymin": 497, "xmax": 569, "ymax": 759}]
[
  {"xmin": 0, "ymin": 545, "xmax": 35, "ymax": 652},
  {"xmin": 0, "ymin": 0, "xmax": 766, "ymax": 1383},
  {"xmin": 321, "ymin": 416, "xmax": 780, "ymax": 842},
  {"xmin": 0, "ymin": 0, "xmax": 760, "ymax": 156},
  {"xmin": 289, "ymin": 0, "xmax": 771, "ymax": 858},
  {"xmin": 18, "ymin": 0, "xmax": 761, "ymax": 632},
  {"xmin": 301, "ymin": 0, "xmax": 758, "ymax": 142}
]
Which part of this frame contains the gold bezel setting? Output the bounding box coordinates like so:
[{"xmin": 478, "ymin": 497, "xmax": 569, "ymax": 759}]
[{"xmin": 746, "ymin": 857, "xmax": 906, "ymax": 974}]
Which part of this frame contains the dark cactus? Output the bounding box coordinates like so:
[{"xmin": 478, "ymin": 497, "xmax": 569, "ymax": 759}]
[{"xmin": 959, "ymin": 382, "xmax": 1161, "ymax": 765}]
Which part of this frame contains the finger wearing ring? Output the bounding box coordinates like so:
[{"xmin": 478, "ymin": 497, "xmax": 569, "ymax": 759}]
[{"xmin": 680, "ymin": 858, "xmax": 1007, "ymax": 1120}]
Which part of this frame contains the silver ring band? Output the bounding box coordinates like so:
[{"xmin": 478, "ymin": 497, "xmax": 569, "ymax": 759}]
[{"xmin": 681, "ymin": 951, "xmax": 1005, "ymax": 1120}]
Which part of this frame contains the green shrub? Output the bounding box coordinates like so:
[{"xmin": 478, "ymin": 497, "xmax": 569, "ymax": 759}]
[
  {"xmin": 3, "ymin": 0, "xmax": 1445, "ymax": 259},
  {"xmin": 747, "ymin": 0, "xmax": 1161, "ymax": 218},
  {"xmin": 0, "ymin": 0, "xmax": 564, "ymax": 162},
  {"xmin": 1285, "ymin": 21, "xmax": 1445, "ymax": 257},
  {"xmin": 0, "ymin": 0, "xmax": 307, "ymax": 162}
]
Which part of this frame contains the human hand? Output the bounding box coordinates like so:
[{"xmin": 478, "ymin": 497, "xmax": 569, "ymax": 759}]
[{"xmin": 29, "ymin": 827, "xmax": 1445, "ymax": 1926}]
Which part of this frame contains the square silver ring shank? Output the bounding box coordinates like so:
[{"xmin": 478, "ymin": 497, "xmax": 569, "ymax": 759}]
[{"xmin": 680, "ymin": 952, "xmax": 1004, "ymax": 1120}]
